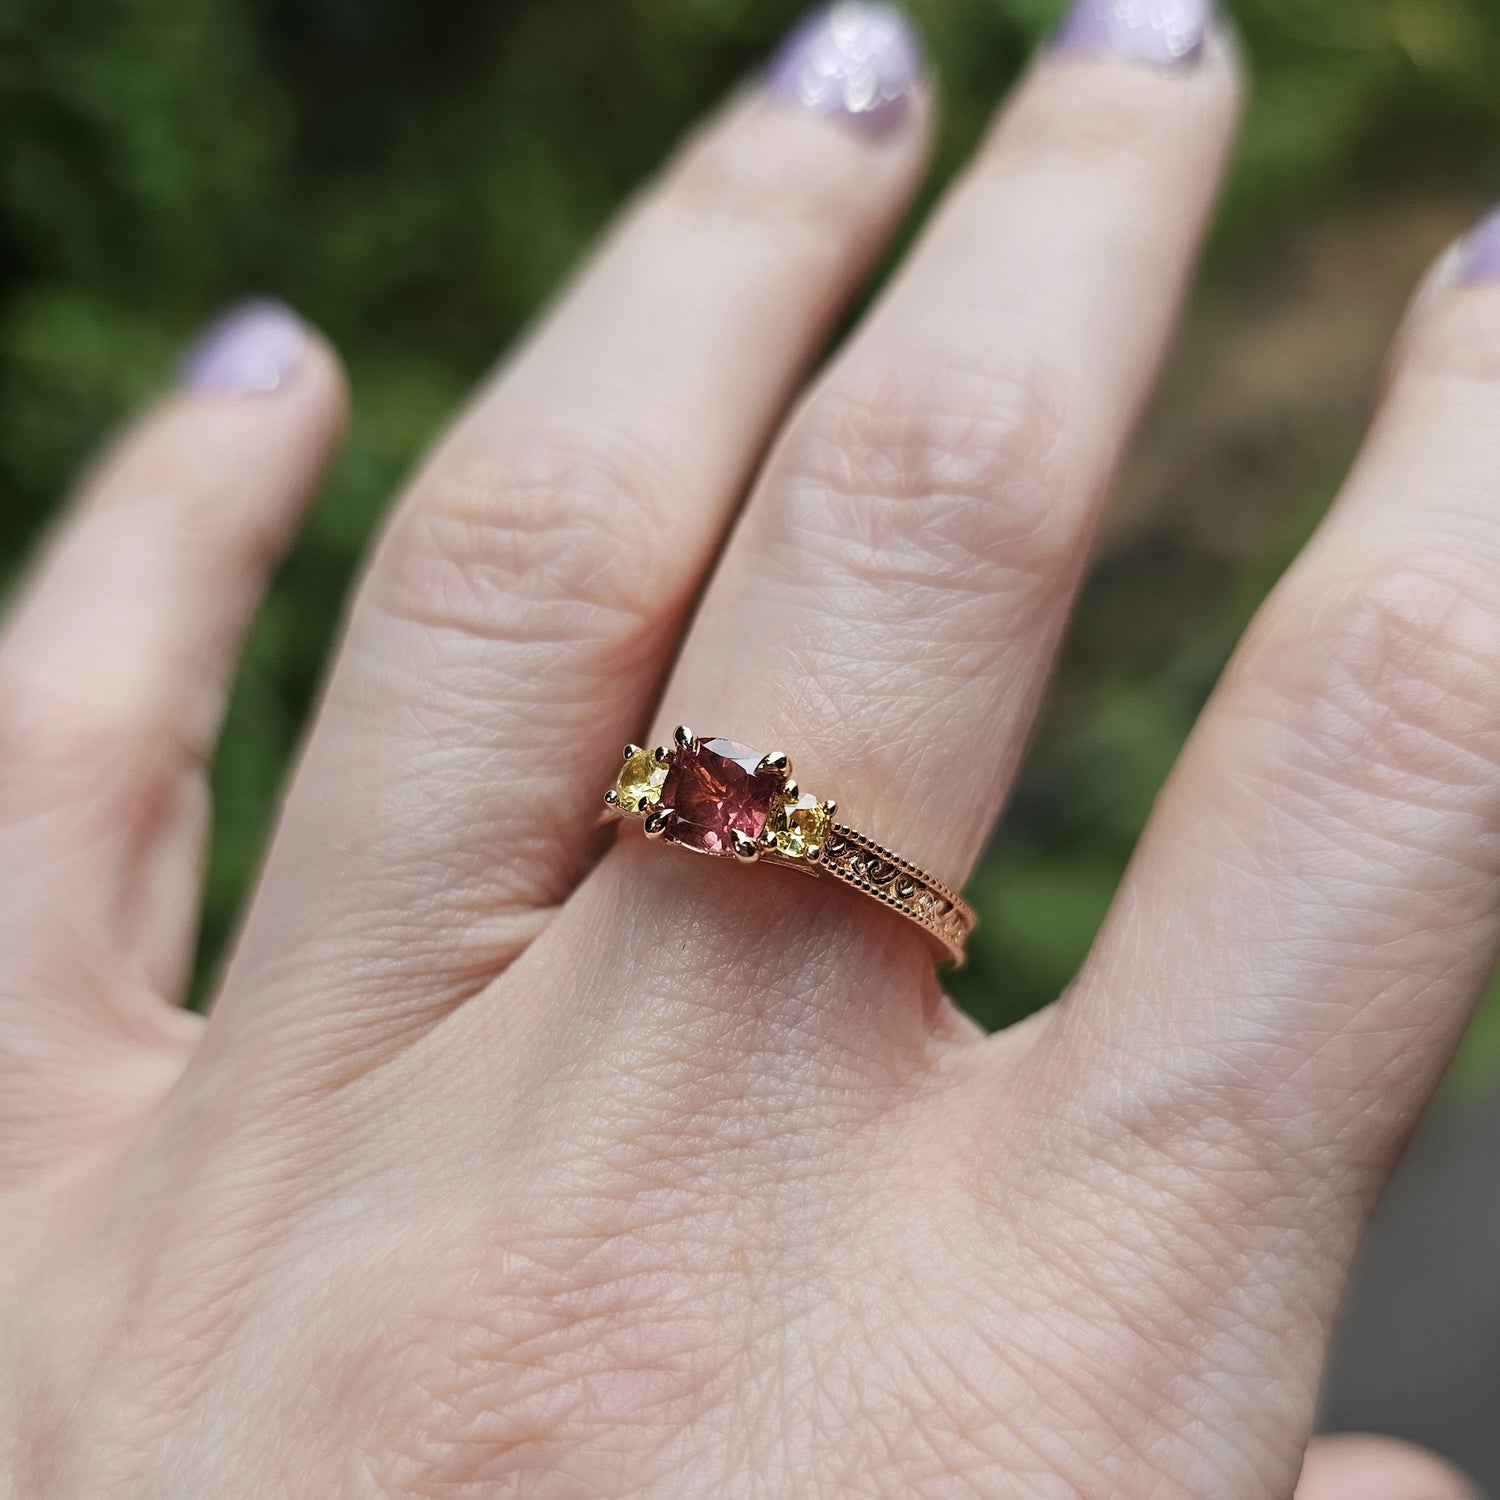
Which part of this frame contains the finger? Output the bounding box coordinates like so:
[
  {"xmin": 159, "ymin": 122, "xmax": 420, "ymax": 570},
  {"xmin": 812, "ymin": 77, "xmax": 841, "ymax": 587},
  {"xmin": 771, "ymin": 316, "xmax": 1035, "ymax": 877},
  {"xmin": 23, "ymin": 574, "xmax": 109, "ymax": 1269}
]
[
  {"xmin": 0, "ymin": 306, "xmax": 343, "ymax": 1141},
  {"xmin": 1295, "ymin": 1435, "xmax": 1478, "ymax": 1500},
  {"xmin": 1038, "ymin": 213, "xmax": 1500, "ymax": 1404},
  {"xmin": 212, "ymin": 8, "xmax": 933, "ymax": 1056},
  {"xmin": 644, "ymin": 8, "xmax": 1240, "ymax": 927},
  {"xmin": 395, "ymin": 3, "xmax": 1242, "ymax": 1185}
]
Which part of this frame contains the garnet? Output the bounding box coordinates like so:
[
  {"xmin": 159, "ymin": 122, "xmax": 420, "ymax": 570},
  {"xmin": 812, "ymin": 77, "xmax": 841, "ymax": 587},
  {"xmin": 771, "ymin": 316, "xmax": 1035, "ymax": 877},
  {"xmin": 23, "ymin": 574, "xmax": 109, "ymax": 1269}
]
[{"xmin": 659, "ymin": 737, "xmax": 777, "ymax": 856}]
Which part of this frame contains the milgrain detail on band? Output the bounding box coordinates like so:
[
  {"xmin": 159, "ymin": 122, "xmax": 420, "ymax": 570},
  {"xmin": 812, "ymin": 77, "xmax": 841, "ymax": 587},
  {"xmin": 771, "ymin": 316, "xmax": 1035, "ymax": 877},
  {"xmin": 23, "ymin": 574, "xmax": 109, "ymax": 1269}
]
[
  {"xmin": 603, "ymin": 728, "xmax": 976, "ymax": 965},
  {"xmin": 817, "ymin": 823, "xmax": 974, "ymax": 964}
]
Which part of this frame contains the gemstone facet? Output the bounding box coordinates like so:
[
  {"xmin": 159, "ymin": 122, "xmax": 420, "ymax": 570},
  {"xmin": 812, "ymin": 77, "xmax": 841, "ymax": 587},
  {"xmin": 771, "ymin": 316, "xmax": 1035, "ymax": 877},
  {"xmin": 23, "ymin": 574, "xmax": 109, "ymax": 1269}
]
[
  {"xmin": 769, "ymin": 791, "xmax": 832, "ymax": 859},
  {"xmin": 659, "ymin": 737, "xmax": 778, "ymax": 855},
  {"xmin": 616, "ymin": 747, "xmax": 667, "ymax": 812}
]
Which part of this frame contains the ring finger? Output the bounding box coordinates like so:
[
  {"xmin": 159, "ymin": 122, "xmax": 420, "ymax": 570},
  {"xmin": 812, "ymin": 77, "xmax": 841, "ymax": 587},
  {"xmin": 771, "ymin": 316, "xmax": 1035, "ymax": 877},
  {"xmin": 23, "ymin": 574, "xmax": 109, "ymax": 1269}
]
[{"xmin": 633, "ymin": 4, "xmax": 1240, "ymax": 968}]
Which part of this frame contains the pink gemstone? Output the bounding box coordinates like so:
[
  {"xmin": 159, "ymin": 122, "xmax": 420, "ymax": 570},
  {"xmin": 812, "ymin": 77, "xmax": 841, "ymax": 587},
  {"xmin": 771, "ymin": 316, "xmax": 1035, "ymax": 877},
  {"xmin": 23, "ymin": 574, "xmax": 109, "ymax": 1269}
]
[{"xmin": 659, "ymin": 737, "xmax": 776, "ymax": 856}]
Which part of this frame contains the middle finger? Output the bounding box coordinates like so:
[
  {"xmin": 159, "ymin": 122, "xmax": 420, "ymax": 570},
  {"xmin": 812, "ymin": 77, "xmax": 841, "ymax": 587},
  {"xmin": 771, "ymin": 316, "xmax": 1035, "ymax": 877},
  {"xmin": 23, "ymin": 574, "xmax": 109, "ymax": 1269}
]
[{"xmin": 210, "ymin": 9, "xmax": 932, "ymax": 1059}]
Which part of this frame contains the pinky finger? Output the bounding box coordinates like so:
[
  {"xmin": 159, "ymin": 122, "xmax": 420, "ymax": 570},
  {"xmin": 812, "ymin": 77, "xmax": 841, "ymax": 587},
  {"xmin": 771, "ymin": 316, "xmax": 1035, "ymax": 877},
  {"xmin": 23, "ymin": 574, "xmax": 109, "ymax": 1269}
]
[{"xmin": 0, "ymin": 301, "xmax": 344, "ymax": 1052}]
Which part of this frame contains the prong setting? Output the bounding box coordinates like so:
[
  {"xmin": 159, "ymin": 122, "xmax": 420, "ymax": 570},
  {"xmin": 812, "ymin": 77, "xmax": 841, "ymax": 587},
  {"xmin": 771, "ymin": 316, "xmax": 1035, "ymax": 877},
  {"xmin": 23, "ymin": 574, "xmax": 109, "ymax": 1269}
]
[
  {"xmin": 764, "ymin": 784, "xmax": 831, "ymax": 861},
  {"xmin": 729, "ymin": 829, "xmax": 760, "ymax": 863},
  {"xmin": 618, "ymin": 732, "xmax": 828, "ymax": 866},
  {"xmin": 616, "ymin": 742, "xmax": 668, "ymax": 813},
  {"xmin": 603, "ymin": 726, "xmax": 974, "ymax": 963}
]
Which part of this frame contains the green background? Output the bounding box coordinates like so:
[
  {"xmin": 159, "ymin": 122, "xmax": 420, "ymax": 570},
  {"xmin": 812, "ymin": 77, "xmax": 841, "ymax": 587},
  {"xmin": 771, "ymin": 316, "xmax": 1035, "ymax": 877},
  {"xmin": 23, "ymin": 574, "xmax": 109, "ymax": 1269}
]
[{"xmin": 3, "ymin": 0, "xmax": 1499, "ymax": 1092}]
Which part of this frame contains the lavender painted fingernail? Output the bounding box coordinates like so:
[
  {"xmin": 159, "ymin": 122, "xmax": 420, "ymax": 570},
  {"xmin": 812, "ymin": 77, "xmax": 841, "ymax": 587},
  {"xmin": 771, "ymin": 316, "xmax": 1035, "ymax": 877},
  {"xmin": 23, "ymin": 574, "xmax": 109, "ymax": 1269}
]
[
  {"xmin": 1454, "ymin": 209, "xmax": 1500, "ymax": 286},
  {"xmin": 1051, "ymin": 0, "xmax": 1216, "ymax": 67},
  {"xmin": 765, "ymin": 2, "xmax": 923, "ymax": 135},
  {"xmin": 179, "ymin": 298, "xmax": 307, "ymax": 396}
]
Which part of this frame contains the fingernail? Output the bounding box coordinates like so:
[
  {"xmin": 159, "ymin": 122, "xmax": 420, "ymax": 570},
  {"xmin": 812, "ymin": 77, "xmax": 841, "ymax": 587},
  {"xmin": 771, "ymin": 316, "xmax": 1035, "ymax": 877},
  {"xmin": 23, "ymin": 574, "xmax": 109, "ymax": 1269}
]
[
  {"xmin": 765, "ymin": 2, "xmax": 923, "ymax": 135},
  {"xmin": 179, "ymin": 298, "xmax": 307, "ymax": 395},
  {"xmin": 1050, "ymin": 0, "xmax": 1216, "ymax": 67},
  {"xmin": 1454, "ymin": 208, "xmax": 1500, "ymax": 286}
]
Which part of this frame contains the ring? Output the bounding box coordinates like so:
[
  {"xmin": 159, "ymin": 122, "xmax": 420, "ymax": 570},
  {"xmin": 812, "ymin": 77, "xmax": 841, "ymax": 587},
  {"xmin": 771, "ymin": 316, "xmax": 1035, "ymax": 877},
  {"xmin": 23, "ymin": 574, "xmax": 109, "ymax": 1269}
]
[{"xmin": 603, "ymin": 727, "xmax": 976, "ymax": 967}]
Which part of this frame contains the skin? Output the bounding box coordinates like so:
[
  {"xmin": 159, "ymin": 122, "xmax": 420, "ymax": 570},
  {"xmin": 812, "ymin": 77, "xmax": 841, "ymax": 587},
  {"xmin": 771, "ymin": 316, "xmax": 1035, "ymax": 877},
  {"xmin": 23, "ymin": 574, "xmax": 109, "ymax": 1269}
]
[{"xmin": 0, "ymin": 31, "xmax": 1488, "ymax": 1500}]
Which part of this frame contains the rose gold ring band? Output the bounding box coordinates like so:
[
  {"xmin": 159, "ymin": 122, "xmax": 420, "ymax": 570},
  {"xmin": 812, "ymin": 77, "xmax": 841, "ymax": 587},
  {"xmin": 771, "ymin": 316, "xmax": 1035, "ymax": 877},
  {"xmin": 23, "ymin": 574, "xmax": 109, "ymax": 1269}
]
[{"xmin": 602, "ymin": 726, "xmax": 976, "ymax": 967}]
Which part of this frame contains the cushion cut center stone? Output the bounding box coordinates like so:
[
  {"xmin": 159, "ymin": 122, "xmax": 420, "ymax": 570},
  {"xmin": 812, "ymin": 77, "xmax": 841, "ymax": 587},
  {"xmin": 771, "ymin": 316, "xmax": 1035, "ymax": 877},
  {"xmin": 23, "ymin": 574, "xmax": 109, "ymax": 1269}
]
[{"xmin": 659, "ymin": 737, "xmax": 775, "ymax": 855}]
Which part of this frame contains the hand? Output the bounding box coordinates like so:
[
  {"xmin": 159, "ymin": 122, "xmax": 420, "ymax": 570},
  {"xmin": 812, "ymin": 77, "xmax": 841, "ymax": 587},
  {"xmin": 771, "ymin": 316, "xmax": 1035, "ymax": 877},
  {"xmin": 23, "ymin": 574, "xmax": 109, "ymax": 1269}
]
[{"xmin": 4, "ymin": 4, "xmax": 1494, "ymax": 1495}]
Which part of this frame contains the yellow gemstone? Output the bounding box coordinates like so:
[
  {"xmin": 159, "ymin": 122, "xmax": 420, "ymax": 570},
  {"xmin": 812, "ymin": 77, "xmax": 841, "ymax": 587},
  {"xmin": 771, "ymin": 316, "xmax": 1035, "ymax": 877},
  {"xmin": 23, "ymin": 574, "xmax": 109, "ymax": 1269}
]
[
  {"xmin": 770, "ymin": 792, "xmax": 831, "ymax": 858},
  {"xmin": 616, "ymin": 748, "xmax": 666, "ymax": 812}
]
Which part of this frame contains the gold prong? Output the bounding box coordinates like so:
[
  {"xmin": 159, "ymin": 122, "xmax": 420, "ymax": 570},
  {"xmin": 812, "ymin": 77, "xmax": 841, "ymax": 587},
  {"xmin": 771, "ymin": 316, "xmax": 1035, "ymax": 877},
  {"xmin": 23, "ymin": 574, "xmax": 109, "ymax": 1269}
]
[
  {"xmin": 636, "ymin": 796, "xmax": 655, "ymax": 813},
  {"xmin": 673, "ymin": 724, "xmax": 696, "ymax": 751},
  {"xmin": 652, "ymin": 745, "xmax": 669, "ymax": 764},
  {"xmin": 755, "ymin": 751, "xmax": 790, "ymax": 778},
  {"xmin": 643, "ymin": 808, "xmax": 674, "ymax": 840},
  {"xmin": 623, "ymin": 743, "xmax": 644, "ymax": 761},
  {"xmin": 806, "ymin": 844, "xmax": 823, "ymax": 865},
  {"xmin": 821, "ymin": 799, "xmax": 837, "ymax": 818},
  {"xmin": 730, "ymin": 829, "xmax": 760, "ymax": 863},
  {"xmin": 759, "ymin": 827, "xmax": 779, "ymax": 850},
  {"xmin": 603, "ymin": 788, "xmax": 620, "ymax": 807},
  {"xmin": 781, "ymin": 779, "xmax": 799, "ymax": 803}
]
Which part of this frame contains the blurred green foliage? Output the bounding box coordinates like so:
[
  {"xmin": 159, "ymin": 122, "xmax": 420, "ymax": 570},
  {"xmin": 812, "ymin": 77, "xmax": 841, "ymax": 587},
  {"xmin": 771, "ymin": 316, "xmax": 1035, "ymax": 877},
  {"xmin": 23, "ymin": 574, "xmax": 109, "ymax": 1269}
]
[{"xmin": 3, "ymin": 0, "xmax": 1500, "ymax": 1088}]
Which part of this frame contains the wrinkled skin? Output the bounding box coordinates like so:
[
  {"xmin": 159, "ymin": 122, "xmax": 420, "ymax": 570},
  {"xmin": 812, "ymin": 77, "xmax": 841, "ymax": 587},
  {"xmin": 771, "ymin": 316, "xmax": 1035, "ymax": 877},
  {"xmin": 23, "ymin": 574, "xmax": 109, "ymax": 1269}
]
[{"xmin": 0, "ymin": 16, "xmax": 1492, "ymax": 1500}]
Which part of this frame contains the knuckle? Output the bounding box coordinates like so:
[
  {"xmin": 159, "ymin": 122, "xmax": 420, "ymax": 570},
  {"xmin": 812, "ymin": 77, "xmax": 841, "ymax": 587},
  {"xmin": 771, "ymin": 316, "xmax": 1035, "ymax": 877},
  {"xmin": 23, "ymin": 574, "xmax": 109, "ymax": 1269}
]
[
  {"xmin": 767, "ymin": 350, "xmax": 1077, "ymax": 605},
  {"xmin": 0, "ymin": 660, "xmax": 173, "ymax": 817},
  {"xmin": 382, "ymin": 427, "xmax": 679, "ymax": 649},
  {"xmin": 1236, "ymin": 556, "xmax": 1500, "ymax": 796}
]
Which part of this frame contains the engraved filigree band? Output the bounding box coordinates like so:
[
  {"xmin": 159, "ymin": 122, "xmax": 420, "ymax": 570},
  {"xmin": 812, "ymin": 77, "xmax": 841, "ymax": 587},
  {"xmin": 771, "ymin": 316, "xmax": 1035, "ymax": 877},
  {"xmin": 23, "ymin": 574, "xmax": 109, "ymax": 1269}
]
[{"xmin": 603, "ymin": 727, "xmax": 976, "ymax": 967}]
